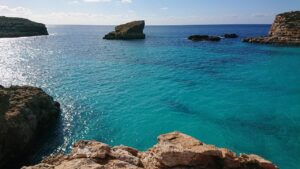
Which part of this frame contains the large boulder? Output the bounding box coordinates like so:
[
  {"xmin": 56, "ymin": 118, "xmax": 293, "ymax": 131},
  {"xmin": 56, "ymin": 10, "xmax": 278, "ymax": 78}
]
[
  {"xmin": 103, "ymin": 21, "xmax": 145, "ymax": 40},
  {"xmin": 188, "ymin": 35, "xmax": 221, "ymax": 42},
  {"xmin": 0, "ymin": 16, "xmax": 48, "ymax": 38},
  {"xmin": 243, "ymin": 11, "xmax": 300, "ymax": 45},
  {"xmin": 23, "ymin": 132, "xmax": 278, "ymax": 169},
  {"xmin": 0, "ymin": 86, "xmax": 60, "ymax": 168}
]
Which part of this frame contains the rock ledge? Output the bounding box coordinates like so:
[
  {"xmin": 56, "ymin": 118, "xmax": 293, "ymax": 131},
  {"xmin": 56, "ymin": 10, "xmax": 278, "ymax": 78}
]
[{"xmin": 23, "ymin": 132, "xmax": 278, "ymax": 169}]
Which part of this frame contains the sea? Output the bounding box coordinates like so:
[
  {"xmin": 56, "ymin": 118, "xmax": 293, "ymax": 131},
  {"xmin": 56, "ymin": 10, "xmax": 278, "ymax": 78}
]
[{"xmin": 0, "ymin": 25, "xmax": 299, "ymax": 169}]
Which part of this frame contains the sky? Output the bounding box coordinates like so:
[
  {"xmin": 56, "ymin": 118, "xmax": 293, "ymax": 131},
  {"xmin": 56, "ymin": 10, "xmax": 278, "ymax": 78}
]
[{"xmin": 0, "ymin": 0, "xmax": 299, "ymax": 25}]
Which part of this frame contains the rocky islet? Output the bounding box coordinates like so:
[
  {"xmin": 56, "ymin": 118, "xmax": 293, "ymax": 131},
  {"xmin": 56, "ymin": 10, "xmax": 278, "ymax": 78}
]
[{"xmin": 103, "ymin": 20, "xmax": 146, "ymax": 40}]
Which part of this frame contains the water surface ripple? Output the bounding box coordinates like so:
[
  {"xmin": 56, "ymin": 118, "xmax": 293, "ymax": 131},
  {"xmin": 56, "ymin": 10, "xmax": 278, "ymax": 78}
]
[{"xmin": 0, "ymin": 25, "xmax": 299, "ymax": 169}]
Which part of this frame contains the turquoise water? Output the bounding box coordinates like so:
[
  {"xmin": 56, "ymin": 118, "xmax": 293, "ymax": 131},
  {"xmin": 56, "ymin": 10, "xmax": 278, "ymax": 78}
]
[{"xmin": 0, "ymin": 25, "xmax": 300, "ymax": 169}]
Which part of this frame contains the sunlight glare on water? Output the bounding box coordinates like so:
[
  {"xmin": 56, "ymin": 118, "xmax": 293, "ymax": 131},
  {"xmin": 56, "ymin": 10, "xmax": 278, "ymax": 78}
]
[{"xmin": 0, "ymin": 25, "xmax": 300, "ymax": 169}]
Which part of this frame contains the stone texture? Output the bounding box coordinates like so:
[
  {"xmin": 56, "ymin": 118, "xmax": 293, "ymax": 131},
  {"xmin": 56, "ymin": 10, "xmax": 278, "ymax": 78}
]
[
  {"xmin": 243, "ymin": 11, "xmax": 300, "ymax": 45},
  {"xmin": 0, "ymin": 16, "xmax": 48, "ymax": 38},
  {"xmin": 103, "ymin": 21, "xmax": 145, "ymax": 40},
  {"xmin": 188, "ymin": 35, "xmax": 221, "ymax": 42},
  {"xmin": 0, "ymin": 86, "xmax": 60, "ymax": 168},
  {"xmin": 23, "ymin": 132, "xmax": 278, "ymax": 169}
]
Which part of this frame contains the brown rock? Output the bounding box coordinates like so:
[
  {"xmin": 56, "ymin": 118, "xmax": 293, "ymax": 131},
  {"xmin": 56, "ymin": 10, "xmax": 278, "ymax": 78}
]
[
  {"xmin": 243, "ymin": 11, "xmax": 300, "ymax": 45},
  {"xmin": 23, "ymin": 132, "xmax": 278, "ymax": 169},
  {"xmin": 70, "ymin": 140, "xmax": 111, "ymax": 159},
  {"xmin": 110, "ymin": 146, "xmax": 142, "ymax": 166},
  {"xmin": 103, "ymin": 21, "xmax": 146, "ymax": 40},
  {"xmin": 0, "ymin": 86, "xmax": 60, "ymax": 168}
]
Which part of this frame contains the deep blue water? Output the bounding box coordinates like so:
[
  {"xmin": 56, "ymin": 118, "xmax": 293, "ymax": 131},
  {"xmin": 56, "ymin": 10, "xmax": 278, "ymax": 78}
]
[{"xmin": 0, "ymin": 25, "xmax": 300, "ymax": 169}]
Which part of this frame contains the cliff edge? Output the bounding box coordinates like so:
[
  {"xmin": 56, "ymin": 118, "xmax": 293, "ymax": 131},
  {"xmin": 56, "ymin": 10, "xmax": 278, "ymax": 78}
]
[{"xmin": 23, "ymin": 132, "xmax": 278, "ymax": 169}]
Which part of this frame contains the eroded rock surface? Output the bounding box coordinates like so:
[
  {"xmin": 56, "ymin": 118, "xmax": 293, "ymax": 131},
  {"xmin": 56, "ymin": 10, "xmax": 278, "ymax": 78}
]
[
  {"xmin": 0, "ymin": 85, "xmax": 60, "ymax": 168},
  {"xmin": 0, "ymin": 16, "xmax": 48, "ymax": 38},
  {"xmin": 23, "ymin": 132, "xmax": 278, "ymax": 169},
  {"xmin": 243, "ymin": 11, "xmax": 300, "ymax": 45},
  {"xmin": 103, "ymin": 20, "xmax": 145, "ymax": 40}
]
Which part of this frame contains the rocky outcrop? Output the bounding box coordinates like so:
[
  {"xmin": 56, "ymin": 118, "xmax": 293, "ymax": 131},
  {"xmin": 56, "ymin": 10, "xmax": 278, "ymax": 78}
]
[
  {"xmin": 243, "ymin": 11, "xmax": 300, "ymax": 45},
  {"xmin": 0, "ymin": 16, "xmax": 48, "ymax": 38},
  {"xmin": 224, "ymin": 34, "xmax": 238, "ymax": 38},
  {"xmin": 23, "ymin": 132, "xmax": 278, "ymax": 169},
  {"xmin": 188, "ymin": 35, "xmax": 221, "ymax": 42},
  {"xmin": 0, "ymin": 85, "xmax": 60, "ymax": 168},
  {"xmin": 103, "ymin": 21, "xmax": 146, "ymax": 40}
]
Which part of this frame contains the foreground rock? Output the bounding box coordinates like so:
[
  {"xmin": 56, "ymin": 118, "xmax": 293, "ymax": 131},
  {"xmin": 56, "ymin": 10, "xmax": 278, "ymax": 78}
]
[
  {"xmin": 23, "ymin": 132, "xmax": 278, "ymax": 169},
  {"xmin": 0, "ymin": 85, "xmax": 60, "ymax": 168},
  {"xmin": 188, "ymin": 35, "xmax": 221, "ymax": 42},
  {"xmin": 243, "ymin": 11, "xmax": 300, "ymax": 45},
  {"xmin": 103, "ymin": 20, "xmax": 145, "ymax": 40},
  {"xmin": 0, "ymin": 16, "xmax": 48, "ymax": 38}
]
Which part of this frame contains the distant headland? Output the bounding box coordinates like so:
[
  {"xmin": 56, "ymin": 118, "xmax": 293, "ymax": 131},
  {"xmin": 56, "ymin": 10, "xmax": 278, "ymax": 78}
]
[
  {"xmin": 243, "ymin": 11, "xmax": 300, "ymax": 45},
  {"xmin": 0, "ymin": 16, "xmax": 48, "ymax": 38}
]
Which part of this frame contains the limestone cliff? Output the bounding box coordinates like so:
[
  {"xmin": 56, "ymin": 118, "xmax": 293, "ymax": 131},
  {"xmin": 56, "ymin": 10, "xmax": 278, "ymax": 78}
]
[
  {"xmin": 243, "ymin": 11, "xmax": 300, "ymax": 45},
  {"xmin": 23, "ymin": 132, "xmax": 278, "ymax": 169}
]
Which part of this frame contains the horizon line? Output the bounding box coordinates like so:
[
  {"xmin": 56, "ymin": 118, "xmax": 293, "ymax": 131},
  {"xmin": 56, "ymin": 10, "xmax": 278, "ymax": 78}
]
[{"xmin": 47, "ymin": 23, "xmax": 272, "ymax": 26}]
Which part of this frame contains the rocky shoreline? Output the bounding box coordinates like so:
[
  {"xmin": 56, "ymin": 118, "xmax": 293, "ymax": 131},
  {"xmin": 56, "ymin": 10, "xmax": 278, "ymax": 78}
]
[
  {"xmin": 243, "ymin": 11, "xmax": 300, "ymax": 45},
  {"xmin": 2, "ymin": 12, "xmax": 297, "ymax": 169},
  {"xmin": 0, "ymin": 85, "xmax": 280, "ymax": 169},
  {"xmin": 0, "ymin": 86, "xmax": 60, "ymax": 169},
  {"xmin": 0, "ymin": 17, "xmax": 48, "ymax": 38},
  {"xmin": 23, "ymin": 132, "xmax": 278, "ymax": 169}
]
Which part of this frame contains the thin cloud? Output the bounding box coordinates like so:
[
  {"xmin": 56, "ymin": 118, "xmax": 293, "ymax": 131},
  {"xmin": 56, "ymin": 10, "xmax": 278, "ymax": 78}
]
[
  {"xmin": 69, "ymin": 1, "xmax": 80, "ymax": 4},
  {"xmin": 121, "ymin": 0, "xmax": 132, "ymax": 4},
  {"xmin": 0, "ymin": 5, "xmax": 32, "ymax": 16},
  {"xmin": 83, "ymin": 0, "xmax": 111, "ymax": 3}
]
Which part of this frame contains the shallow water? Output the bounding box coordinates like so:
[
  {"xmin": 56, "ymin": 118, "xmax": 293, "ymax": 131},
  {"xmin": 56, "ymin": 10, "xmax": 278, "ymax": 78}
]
[{"xmin": 0, "ymin": 25, "xmax": 300, "ymax": 169}]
